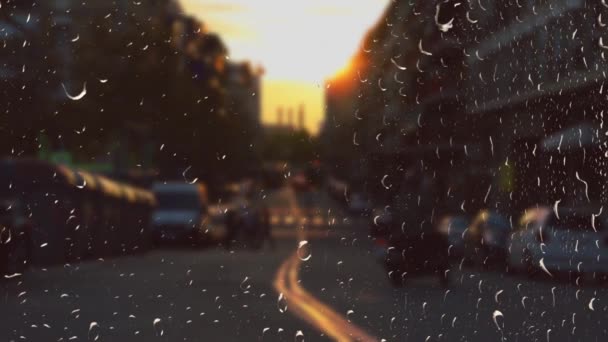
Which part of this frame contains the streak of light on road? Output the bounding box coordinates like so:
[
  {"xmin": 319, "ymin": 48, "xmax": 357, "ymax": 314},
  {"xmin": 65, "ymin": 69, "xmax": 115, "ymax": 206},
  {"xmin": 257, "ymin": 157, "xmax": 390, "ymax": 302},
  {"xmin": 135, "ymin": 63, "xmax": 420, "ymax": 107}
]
[{"xmin": 273, "ymin": 188, "xmax": 378, "ymax": 342}]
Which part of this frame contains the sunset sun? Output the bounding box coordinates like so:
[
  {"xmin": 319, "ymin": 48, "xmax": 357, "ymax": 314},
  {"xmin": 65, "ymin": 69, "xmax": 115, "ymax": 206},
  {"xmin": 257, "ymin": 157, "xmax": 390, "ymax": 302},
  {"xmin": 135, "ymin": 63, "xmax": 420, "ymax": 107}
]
[{"xmin": 181, "ymin": 0, "xmax": 389, "ymax": 132}]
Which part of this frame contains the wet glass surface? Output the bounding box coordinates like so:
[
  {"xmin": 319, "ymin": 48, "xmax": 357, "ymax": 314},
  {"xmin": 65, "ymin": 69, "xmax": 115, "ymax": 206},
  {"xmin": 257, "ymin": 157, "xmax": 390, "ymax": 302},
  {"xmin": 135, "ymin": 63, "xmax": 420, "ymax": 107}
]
[{"xmin": 2, "ymin": 0, "xmax": 608, "ymax": 341}]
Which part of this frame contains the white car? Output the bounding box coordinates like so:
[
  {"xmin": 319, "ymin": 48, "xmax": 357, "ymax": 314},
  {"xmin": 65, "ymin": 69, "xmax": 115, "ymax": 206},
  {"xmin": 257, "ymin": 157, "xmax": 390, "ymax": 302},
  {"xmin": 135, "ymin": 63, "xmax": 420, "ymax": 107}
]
[
  {"xmin": 151, "ymin": 182, "xmax": 209, "ymax": 244},
  {"xmin": 463, "ymin": 210, "xmax": 511, "ymax": 266},
  {"xmin": 436, "ymin": 215, "xmax": 470, "ymax": 258},
  {"xmin": 508, "ymin": 206, "xmax": 608, "ymax": 277}
]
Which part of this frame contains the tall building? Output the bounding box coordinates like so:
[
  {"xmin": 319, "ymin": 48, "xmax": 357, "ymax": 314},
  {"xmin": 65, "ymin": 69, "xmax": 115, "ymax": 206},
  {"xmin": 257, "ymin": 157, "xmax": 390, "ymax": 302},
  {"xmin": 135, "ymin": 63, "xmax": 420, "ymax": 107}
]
[
  {"xmin": 287, "ymin": 108, "xmax": 294, "ymax": 129},
  {"xmin": 225, "ymin": 61, "xmax": 263, "ymax": 126},
  {"xmin": 298, "ymin": 105, "xmax": 306, "ymax": 131},
  {"xmin": 277, "ymin": 107, "xmax": 285, "ymax": 126},
  {"xmin": 323, "ymin": 0, "xmax": 608, "ymax": 213}
]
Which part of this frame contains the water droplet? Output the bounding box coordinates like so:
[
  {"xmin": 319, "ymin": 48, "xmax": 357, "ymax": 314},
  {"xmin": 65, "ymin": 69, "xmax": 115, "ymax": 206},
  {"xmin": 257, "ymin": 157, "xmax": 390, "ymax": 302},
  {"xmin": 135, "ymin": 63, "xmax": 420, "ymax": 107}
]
[
  {"xmin": 0, "ymin": 226, "xmax": 12, "ymax": 244},
  {"xmin": 553, "ymin": 200, "xmax": 561, "ymax": 219},
  {"xmin": 182, "ymin": 166, "xmax": 198, "ymax": 184},
  {"xmin": 434, "ymin": 4, "xmax": 454, "ymax": 32},
  {"xmin": 240, "ymin": 276, "xmax": 251, "ymax": 291},
  {"xmin": 76, "ymin": 178, "xmax": 86, "ymax": 189},
  {"xmin": 62, "ymin": 82, "xmax": 87, "ymax": 101},
  {"xmin": 391, "ymin": 57, "xmax": 406, "ymax": 70},
  {"xmin": 277, "ymin": 293, "xmax": 288, "ymax": 313},
  {"xmin": 297, "ymin": 240, "xmax": 311, "ymax": 261},
  {"xmin": 418, "ymin": 40, "xmax": 433, "ymax": 56},
  {"xmin": 539, "ymin": 258, "xmax": 553, "ymax": 277},
  {"xmin": 153, "ymin": 318, "xmax": 163, "ymax": 336},
  {"xmin": 492, "ymin": 310, "xmax": 504, "ymax": 331},
  {"xmin": 588, "ymin": 298, "xmax": 596, "ymax": 311},
  {"xmin": 88, "ymin": 322, "xmax": 100, "ymax": 341},
  {"xmin": 4, "ymin": 273, "xmax": 22, "ymax": 279},
  {"xmin": 494, "ymin": 289, "xmax": 503, "ymax": 303}
]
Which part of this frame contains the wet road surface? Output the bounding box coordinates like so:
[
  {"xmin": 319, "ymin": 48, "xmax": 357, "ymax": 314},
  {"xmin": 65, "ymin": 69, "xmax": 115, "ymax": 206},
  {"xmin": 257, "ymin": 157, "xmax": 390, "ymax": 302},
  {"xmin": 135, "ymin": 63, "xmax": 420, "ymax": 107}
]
[{"xmin": 2, "ymin": 187, "xmax": 607, "ymax": 341}]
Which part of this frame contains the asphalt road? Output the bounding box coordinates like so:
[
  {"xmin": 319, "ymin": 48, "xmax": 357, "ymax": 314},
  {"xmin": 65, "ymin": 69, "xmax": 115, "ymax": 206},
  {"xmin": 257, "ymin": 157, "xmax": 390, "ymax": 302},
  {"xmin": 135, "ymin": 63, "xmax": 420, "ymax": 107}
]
[{"xmin": 2, "ymin": 187, "xmax": 607, "ymax": 341}]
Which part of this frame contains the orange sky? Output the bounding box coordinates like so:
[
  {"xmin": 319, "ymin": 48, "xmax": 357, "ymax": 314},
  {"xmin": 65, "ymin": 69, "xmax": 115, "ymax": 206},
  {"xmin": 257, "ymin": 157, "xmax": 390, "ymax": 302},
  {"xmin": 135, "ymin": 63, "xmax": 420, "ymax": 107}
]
[{"xmin": 181, "ymin": 0, "xmax": 389, "ymax": 134}]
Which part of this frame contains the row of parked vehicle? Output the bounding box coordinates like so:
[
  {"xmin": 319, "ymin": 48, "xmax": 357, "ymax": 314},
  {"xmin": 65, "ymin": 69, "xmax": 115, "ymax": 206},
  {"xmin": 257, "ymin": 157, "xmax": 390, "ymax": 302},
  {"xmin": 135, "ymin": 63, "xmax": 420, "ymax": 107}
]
[
  {"xmin": 150, "ymin": 179, "xmax": 269, "ymax": 249},
  {"xmin": 326, "ymin": 173, "xmax": 608, "ymax": 287},
  {"xmin": 447, "ymin": 206, "xmax": 608, "ymax": 278},
  {"xmin": 1, "ymin": 159, "xmax": 279, "ymax": 278},
  {"xmin": 0, "ymin": 159, "xmax": 156, "ymax": 276},
  {"xmin": 370, "ymin": 202, "xmax": 608, "ymax": 286}
]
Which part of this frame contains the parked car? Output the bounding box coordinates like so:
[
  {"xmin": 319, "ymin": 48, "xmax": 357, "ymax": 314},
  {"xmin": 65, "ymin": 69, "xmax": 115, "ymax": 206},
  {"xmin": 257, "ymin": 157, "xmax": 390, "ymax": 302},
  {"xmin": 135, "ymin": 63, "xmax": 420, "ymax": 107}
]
[
  {"xmin": 508, "ymin": 206, "xmax": 608, "ymax": 279},
  {"xmin": 151, "ymin": 182, "xmax": 209, "ymax": 245},
  {"xmin": 463, "ymin": 210, "xmax": 511, "ymax": 267},
  {"xmin": 1, "ymin": 158, "xmax": 156, "ymax": 271},
  {"xmin": 437, "ymin": 215, "xmax": 470, "ymax": 258},
  {"xmin": 0, "ymin": 197, "xmax": 31, "ymax": 276},
  {"xmin": 375, "ymin": 172, "xmax": 451, "ymax": 287}
]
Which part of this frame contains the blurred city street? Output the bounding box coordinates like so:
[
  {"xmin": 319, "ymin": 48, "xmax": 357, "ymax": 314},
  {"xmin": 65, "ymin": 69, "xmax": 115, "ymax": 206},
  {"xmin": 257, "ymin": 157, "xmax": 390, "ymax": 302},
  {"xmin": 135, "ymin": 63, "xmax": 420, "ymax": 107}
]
[
  {"xmin": 3, "ymin": 186, "xmax": 607, "ymax": 342},
  {"xmin": 3, "ymin": 2, "xmax": 608, "ymax": 340}
]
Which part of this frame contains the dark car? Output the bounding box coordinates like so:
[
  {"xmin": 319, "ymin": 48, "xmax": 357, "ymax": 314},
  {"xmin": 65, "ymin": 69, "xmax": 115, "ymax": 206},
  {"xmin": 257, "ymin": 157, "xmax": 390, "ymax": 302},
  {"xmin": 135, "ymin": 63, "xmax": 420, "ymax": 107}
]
[
  {"xmin": 436, "ymin": 215, "xmax": 470, "ymax": 258},
  {"xmin": 384, "ymin": 229, "xmax": 451, "ymax": 287},
  {"xmin": 463, "ymin": 210, "xmax": 511, "ymax": 268},
  {"xmin": 372, "ymin": 168, "xmax": 452, "ymax": 287}
]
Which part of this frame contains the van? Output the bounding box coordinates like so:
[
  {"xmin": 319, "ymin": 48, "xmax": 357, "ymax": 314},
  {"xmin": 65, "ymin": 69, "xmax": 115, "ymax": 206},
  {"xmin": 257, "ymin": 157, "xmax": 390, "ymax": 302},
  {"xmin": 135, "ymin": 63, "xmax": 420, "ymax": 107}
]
[{"xmin": 151, "ymin": 182, "xmax": 208, "ymax": 245}]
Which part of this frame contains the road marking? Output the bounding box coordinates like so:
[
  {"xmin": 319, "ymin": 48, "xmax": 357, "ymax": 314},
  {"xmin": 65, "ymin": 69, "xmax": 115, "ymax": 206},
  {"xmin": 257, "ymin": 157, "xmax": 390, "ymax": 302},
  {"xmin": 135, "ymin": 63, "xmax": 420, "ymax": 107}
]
[{"xmin": 273, "ymin": 188, "xmax": 377, "ymax": 342}]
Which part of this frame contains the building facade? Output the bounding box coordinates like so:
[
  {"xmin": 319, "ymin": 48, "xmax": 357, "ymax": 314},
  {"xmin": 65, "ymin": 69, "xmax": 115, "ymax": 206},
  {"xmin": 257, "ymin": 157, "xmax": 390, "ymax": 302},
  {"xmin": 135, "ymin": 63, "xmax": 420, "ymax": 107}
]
[{"xmin": 322, "ymin": 0, "xmax": 608, "ymax": 215}]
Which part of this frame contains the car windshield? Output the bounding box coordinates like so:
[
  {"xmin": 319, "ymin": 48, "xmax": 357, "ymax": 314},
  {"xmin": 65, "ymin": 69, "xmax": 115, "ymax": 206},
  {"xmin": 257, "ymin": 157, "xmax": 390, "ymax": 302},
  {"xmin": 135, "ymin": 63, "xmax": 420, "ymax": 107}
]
[{"xmin": 156, "ymin": 192, "xmax": 201, "ymax": 211}]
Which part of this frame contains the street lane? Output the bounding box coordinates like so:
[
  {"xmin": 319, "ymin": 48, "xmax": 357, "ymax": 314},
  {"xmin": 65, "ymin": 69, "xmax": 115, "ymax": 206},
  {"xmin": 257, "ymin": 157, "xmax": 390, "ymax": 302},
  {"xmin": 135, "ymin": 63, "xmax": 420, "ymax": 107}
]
[
  {"xmin": 2, "ymin": 187, "xmax": 608, "ymax": 342},
  {"xmin": 273, "ymin": 188, "xmax": 377, "ymax": 342},
  {"xmin": 292, "ymin": 192, "xmax": 608, "ymax": 342}
]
